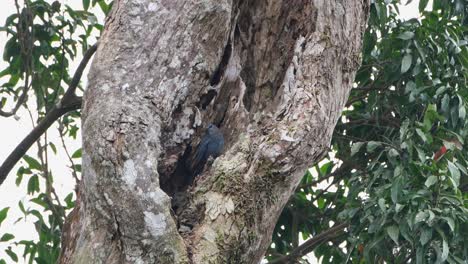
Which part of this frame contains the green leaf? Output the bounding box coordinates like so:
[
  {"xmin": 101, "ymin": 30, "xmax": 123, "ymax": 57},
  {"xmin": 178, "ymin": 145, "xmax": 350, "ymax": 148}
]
[
  {"xmin": 419, "ymin": 0, "xmax": 429, "ymax": 12},
  {"xmin": 397, "ymin": 31, "xmax": 415, "ymax": 40},
  {"xmin": 395, "ymin": 203, "xmax": 404, "ymax": 213},
  {"xmin": 23, "ymin": 155, "xmax": 42, "ymax": 171},
  {"xmin": 425, "ymin": 175, "xmax": 438, "ymax": 187},
  {"xmin": 459, "ymin": 103, "xmax": 466, "ymax": 120},
  {"xmin": 18, "ymin": 201, "xmax": 25, "ymax": 216},
  {"xmin": 441, "ymin": 94, "xmax": 450, "ymax": 113},
  {"xmin": 378, "ymin": 198, "xmax": 386, "ymax": 212},
  {"xmin": 15, "ymin": 167, "xmax": 25, "ymax": 186},
  {"xmin": 394, "ymin": 166, "xmax": 403, "ymax": 178},
  {"xmin": 435, "ymin": 86, "xmax": 448, "ymax": 97},
  {"xmin": 317, "ymin": 197, "xmax": 325, "ymax": 209},
  {"xmin": 367, "ymin": 141, "xmax": 381, "ymax": 152},
  {"xmin": 427, "ymin": 210, "xmax": 435, "ymax": 224},
  {"xmin": 423, "ymin": 104, "xmax": 440, "ymax": 130},
  {"xmin": 30, "ymin": 197, "xmax": 48, "ymax": 209},
  {"xmin": 447, "ymin": 161, "xmax": 460, "ymax": 188},
  {"xmin": 351, "ymin": 142, "xmax": 364, "ymax": 156},
  {"xmin": 415, "ymin": 211, "xmax": 428, "ymax": 223},
  {"xmin": 69, "ymin": 125, "xmax": 79, "ymax": 139},
  {"xmin": 405, "ymin": 81, "xmax": 416, "ymax": 94},
  {"xmin": 420, "ymin": 228, "xmax": 432, "ymax": 245},
  {"xmin": 400, "ymin": 222, "xmax": 412, "ymax": 245},
  {"xmin": 455, "ymin": 161, "xmax": 468, "ymax": 175},
  {"xmin": 401, "ymin": 54, "xmax": 412, "ymax": 73},
  {"xmin": 72, "ymin": 148, "xmax": 82, "ymax": 159},
  {"xmin": 97, "ymin": 0, "xmax": 110, "ymax": 15},
  {"xmin": 5, "ymin": 247, "xmax": 17, "ymax": 262},
  {"xmin": 0, "ymin": 208, "xmax": 9, "ymax": 227},
  {"xmin": 83, "ymin": 0, "xmax": 90, "ymax": 10},
  {"xmin": 49, "ymin": 142, "xmax": 57, "ymax": 154},
  {"xmin": 400, "ymin": 120, "xmax": 410, "ymax": 141},
  {"xmin": 388, "ymin": 148, "xmax": 399, "ymax": 158},
  {"xmin": 27, "ymin": 175, "xmax": 40, "ymax": 195},
  {"xmin": 73, "ymin": 164, "xmax": 82, "ymax": 172},
  {"xmin": 391, "ymin": 176, "xmax": 401, "ymax": 203},
  {"xmin": 450, "ymin": 104, "xmax": 459, "ymax": 127},
  {"xmin": 0, "ymin": 233, "xmax": 14, "ymax": 242},
  {"xmin": 319, "ymin": 161, "xmax": 333, "ymax": 176},
  {"xmin": 440, "ymin": 238, "xmax": 449, "ymax": 263},
  {"xmin": 415, "ymin": 147, "xmax": 427, "ymax": 162},
  {"xmin": 386, "ymin": 225, "xmax": 399, "ymax": 244},
  {"xmin": 415, "ymin": 128, "xmax": 428, "ymax": 143},
  {"xmin": 441, "ymin": 217, "xmax": 455, "ymax": 232},
  {"xmin": 64, "ymin": 193, "xmax": 75, "ymax": 208}
]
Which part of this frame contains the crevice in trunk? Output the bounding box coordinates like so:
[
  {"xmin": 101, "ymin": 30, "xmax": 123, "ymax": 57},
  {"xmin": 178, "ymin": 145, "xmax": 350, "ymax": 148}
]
[
  {"xmin": 160, "ymin": 145, "xmax": 192, "ymax": 197},
  {"xmin": 209, "ymin": 41, "xmax": 232, "ymax": 87}
]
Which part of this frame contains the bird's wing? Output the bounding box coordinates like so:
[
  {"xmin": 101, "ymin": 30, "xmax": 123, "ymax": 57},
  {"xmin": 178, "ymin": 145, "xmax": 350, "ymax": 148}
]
[{"xmin": 191, "ymin": 136, "xmax": 210, "ymax": 176}]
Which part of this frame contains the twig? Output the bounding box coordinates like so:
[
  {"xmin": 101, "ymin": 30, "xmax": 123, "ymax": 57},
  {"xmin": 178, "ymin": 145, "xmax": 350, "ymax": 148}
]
[
  {"xmin": 58, "ymin": 119, "xmax": 80, "ymax": 186},
  {"xmin": 268, "ymin": 222, "xmax": 349, "ymax": 264},
  {"xmin": 297, "ymin": 172, "xmax": 336, "ymax": 190},
  {"xmin": 297, "ymin": 162, "xmax": 352, "ymax": 190},
  {"xmin": 0, "ymin": 43, "xmax": 97, "ymax": 186},
  {"xmin": 62, "ymin": 43, "xmax": 97, "ymax": 102},
  {"xmin": 309, "ymin": 179, "xmax": 338, "ymax": 206},
  {"xmin": 291, "ymin": 211, "xmax": 299, "ymax": 248}
]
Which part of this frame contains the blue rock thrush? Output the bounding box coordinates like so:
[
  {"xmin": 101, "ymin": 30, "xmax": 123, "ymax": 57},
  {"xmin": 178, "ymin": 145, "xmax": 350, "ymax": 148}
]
[{"xmin": 189, "ymin": 124, "xmax": 224, "ymax": 179}]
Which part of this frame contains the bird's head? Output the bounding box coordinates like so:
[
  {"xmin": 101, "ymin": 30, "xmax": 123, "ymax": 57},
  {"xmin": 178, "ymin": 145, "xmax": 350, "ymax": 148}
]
[{"xmin": 206, "ymin": 123, "xmax": 219, "ymax": 135}]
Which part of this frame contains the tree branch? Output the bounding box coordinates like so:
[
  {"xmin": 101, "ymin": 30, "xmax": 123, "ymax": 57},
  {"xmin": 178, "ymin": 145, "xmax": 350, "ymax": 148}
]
[
  {"xmin": 297, "ymin": 162, "xmax": 352, "ymax": 190},
  {"xmin": 0, "ymin": 1, "xmax": 33, "ymax": 117},
  {"xmin": 62, "ymin": 43, "xmax": 97, "ymax": 102},
  {"xmin": 0, "ymin": 43, "xmax": 97, "ymax": 186},
  {"xmin": 268, "ymin": 222, "xmax": 348, "ymax": 264}
]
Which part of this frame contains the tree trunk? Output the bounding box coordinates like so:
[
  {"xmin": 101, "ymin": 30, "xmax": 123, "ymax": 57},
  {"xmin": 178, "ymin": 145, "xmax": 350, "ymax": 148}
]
[{"xmin": 59, "ymin": 0, "xmax": 369, "ymax": 263}]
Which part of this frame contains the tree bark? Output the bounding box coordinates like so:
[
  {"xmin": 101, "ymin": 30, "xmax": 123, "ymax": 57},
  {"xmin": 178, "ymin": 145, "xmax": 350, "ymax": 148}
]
[{"xmin": 59, "ymin": 0, "xmax": 369, "ymax": 263}]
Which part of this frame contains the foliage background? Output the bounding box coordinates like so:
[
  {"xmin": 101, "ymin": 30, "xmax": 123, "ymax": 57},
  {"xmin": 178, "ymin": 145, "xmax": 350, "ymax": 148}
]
[
  {"xmin": 268, "ymin": 0, "xmax": 468, "ymax": 263},
  {"xmin": 0, "ymin": 0, "xmax": 466, "ymax": 263}
]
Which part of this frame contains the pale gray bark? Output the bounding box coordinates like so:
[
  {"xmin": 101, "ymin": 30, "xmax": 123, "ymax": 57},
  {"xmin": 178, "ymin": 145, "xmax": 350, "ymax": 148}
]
[{"xmin": 60, "ymin": 0, "xmax": 369, "ymax": 263}]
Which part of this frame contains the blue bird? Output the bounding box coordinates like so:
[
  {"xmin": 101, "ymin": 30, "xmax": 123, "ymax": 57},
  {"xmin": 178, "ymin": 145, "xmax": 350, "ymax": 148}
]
[{"xmin": 189, "ymin": 124, "xmax": 224, "ymax": 179}]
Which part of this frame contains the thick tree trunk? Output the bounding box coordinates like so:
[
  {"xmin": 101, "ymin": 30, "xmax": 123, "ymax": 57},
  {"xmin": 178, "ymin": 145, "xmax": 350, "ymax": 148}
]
[{"xmin": 59, "ymin": 0, "xmax": 369, "ymax": 263}]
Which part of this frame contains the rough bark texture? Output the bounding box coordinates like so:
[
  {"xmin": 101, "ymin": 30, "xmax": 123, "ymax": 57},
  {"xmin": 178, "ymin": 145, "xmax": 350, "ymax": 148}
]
[{"xmin": 60, "ymin": 0, "xmax": 369, "ymax": 263}]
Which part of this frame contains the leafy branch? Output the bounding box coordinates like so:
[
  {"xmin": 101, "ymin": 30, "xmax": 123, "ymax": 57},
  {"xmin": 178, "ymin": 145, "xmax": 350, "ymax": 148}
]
[{"xmin": 0, "ymin": 43, "xmax": 97, "ymax": 186}]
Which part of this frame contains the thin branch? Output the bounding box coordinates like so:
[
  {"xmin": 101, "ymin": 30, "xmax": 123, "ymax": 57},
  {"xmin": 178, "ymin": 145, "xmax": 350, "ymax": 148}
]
[
  {"xmin": 266, "ymin": 249, "xmax": 286, "ymax": 259},
  {"xmin": 62, "ymin": 43, "xmax": 97, "ymax": 102},
  {"xmin": 268, "ymin": 222, "xmax": 349, "ymax": 264},
  {"xmin": 291, "ymin": 211, "xmax": 299, "ymax": 248},
  {"xmin": 297, "ymin": 172, "xmax": 336, "ymax": 190},
  {"xmin": 0, "ymin": 43, "xmax": 97, "ymax": 186},
  {"xmin": 0, "ymin": 1, "xmax": 33, "ymax": 117},
  {"xmin": 309, "ymin": 179, "xmax": 338, "ymax": 206},
  {"xmin": 297, "ymin": 162, "xmax": 352, "ymax": 190},
  {"xmin": 335, "ymin": 134, "xmax": 399, "ymax": 150},
  {"xmin": 58, "ymin": 119, "xmax": 80, "ymax": 187},
  {"xmin": 34, "ymin": 126, "xmax": 65, "ymax": 225},
  {"xmin": 336, "ymin": 116, "xmax": 401, "ymax": 129}
]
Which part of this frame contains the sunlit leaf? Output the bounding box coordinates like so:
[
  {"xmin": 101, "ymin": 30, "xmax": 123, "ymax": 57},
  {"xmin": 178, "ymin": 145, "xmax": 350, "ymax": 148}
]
[
  {"xmin": 23, "ymin": 155, "xmax": 42, "ymax": 171},
  {"xmin": 72, "ymin": 148, "xmax": 82, "ymax": 159},
  {"xmin": 447, "ymin": 161, "xmax": 460, "ymax": 188},
  {"xmin": 401, "ymin": 54, "xmax": 412, "ymax": 73},
  {"xmin": 386, "ymin": 225, "xmax": 399, "ymax": 244},
  {"xmin": 0, "ymin": 208, "xmax": 9, "ymax": 227},
  {"xmin": 0, "ymin": 233, "xmax": 14, "ymax": 242},
  {"xmin": 397, "ymin": 31, "xmax": 415, "ymax": 40}
]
